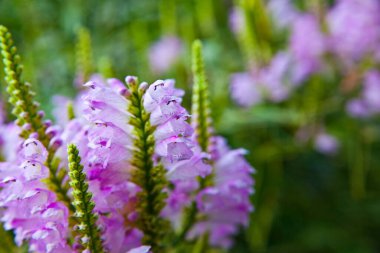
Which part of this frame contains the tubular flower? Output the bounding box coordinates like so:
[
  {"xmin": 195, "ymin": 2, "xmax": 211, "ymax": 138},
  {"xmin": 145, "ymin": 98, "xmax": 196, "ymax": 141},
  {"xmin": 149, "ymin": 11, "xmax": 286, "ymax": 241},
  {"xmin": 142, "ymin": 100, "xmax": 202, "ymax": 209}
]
[
  {"xmin": 0, "ymin": 25, "xmax": 254, "ymax": 252},
  {"xmin": 82, "ymin": 78, "xmax": 141, "ymax": 252},
  {"xmin": 0, "ymin": 139, "xmax": 71, "ymax": 252},
  {"xmin": 290, "ymin": 14, "xmax": 326, "ymax": 82},
  {"xmin": 143, "ymin": 79, "xmax": 211, "ymax": 181},
  {"xmin": 189, "ymin": 137, "xmax": 254, "ymax": 248},
  {"xmin": 148, "ymin": 36, "xmax": 182, "ymax": 74},
  {"xmin": 346, "ymin": 70, "xmax": 380, "ymax": 118},
  {"xmin": 81, "ymin": 76, "xmax": 211, "ymax": 251},
  {"xmin": 191, "ymin": 40, "xmax": 254, "ymax": 249},
  {"xmin": 327, "ymin": 0, "xmax": 380, "ymax": 64},
  {"xmin": 143, "ymin": 79, "xmax": 212, "ymax": 231}
]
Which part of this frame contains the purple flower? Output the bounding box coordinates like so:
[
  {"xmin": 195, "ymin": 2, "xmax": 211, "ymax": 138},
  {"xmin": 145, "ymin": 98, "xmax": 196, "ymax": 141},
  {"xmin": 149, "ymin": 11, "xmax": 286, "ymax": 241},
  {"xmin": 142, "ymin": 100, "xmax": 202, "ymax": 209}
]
[
  {"xmin": 229, "ymin": 7, "xmax": 245, "ymax": 34},
  {"xmin": 0, "ymin": 139, "xmax": 71, "ymax": 252},
  {"xmin": 143, "ymin": 79, "xmax": 211, "ymax": 181},
  {"xmin": 230, "ymin": 71, "xmax": 263, "ymax": 107},
  {"xmin": 189, "ymin": 137, "xmax": 254, "ymax": 248},
  {"xmin": 290, "ymin": 14, "xmax": 326, "ymax": 82},
  {"xmin": 81, "ymin": 77, "xmax": 211, "ymax": 249},
  {"xmin": 52, "ymin": 96, "xmax": 72, "ymax": 126},
  {"xmin": 347, "ymin": 70, "xmax": 380, "ymax": 118},
  {"xmin": 0, "ymin": 123, "xmax": 22, "ymax": 162},
  {"xmin": 362, "ymin": 70, "xmax": 380, "ymax": 112},
  {"xmin": 231, "ymin": 52, "xmax": 302, "ymax": 106},
  {"xmin": 161, "ymin": 180, "xmax": 196, "ymax": 229},
  {"xmin": 127, "ymin": 246, "xmax": 151, "ymax": 253},
  {"xmin": 261, "ymin": 52, "xmax": 294, "ymax": 102},
  {"xmin": 143, "ymin": 79, "xmax": 212, "ymax": 226},
  {"xmin": 0, "ymin": 69, "xmax": 253, "ymax": 251},
  {"xmin": 148, "ymin": 37, "xmax": 183, "ymax": 74},
  {"xmin": 314, "ymin": 133, "xmax": 339, "ymax": 155},
  {"xmin": 82, "ymin": 79, "xmax": 141, "ymax": 252},
  {"xmin": 327, "ymin": 0, "xmax": 380, "ymax": 64},
  {"xmin": 268, "ymin": 0, "xmax": 299, "ymax": 29},
  {"xmin": 346, "ymin": 99, "xmax": 370, "ymax": 118}
]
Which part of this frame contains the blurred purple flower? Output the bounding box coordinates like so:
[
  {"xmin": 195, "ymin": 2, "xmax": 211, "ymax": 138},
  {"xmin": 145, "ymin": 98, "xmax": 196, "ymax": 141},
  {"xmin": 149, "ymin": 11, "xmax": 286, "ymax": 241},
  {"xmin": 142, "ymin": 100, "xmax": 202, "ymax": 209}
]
[
  {"xmin": 229, "ymin": 7, "xmax": 245, "ymax": 34},
  {"xmin": 327, "ymin": 0, "xmax": 380, "ymax": 64},
  {"xmin": 268, "ymin": 0, "xmax": 299, "ymax": 28},
  {"xmin": 261, "ymin": 52, "xmax": 294, "ymax": 102},
  {"xmin": 347, "ymin": 70, "xmax": 380, "ymax": 118},
  {"xmin": 346, "ymin": 99, "xmax": 370, "ymax": 118},
  {"xmin": 52, "ymin": 96, "xmax": 72, "ymax": 126},
  {"xmin": 314, "ymin": 133, "xmax": 339, "ymax": 155},
  {"xmin": 149, "ymin": 36, "xmax": 182, "ymax": 74},
  {"xmin": 290, "ymin": 14, "xmax": 326, "ymax": 83},
  {"xmin": 127, "ymin": 246, "xmax": 151, "ymax": 253},
  {"xmin": 230, "ymin": 71, "xmax": 263, "ymax": 107},
  {"xmin": 231, "ymin": 52, "xmax": 304, "ymax": 106},
  {"xmin": 362, "ymin": 70, "xmax": 380, "ymax": 112}
]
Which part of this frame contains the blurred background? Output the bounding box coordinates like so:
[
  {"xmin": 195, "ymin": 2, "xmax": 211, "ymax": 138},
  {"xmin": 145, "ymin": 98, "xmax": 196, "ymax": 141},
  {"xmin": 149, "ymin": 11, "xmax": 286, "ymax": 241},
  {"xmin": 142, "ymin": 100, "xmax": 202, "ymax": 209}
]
[{"xmin": 1, "ymin": 0, "xmax": 380, "ymax": 252}]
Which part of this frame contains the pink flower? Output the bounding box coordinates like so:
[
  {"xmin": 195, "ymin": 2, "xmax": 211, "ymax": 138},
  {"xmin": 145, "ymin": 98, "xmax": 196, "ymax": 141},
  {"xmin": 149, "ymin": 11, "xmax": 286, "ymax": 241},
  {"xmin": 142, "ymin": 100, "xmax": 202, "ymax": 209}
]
[
  {"xmin": 347, "ymin": 70, "xmax": 380, "ymax": 118},
  {"xmin": 143, "ymin": 79, "xmax": 212, "ymax": 181},
  {"xmin": 82, "ymin": 79, "xmax": 140, "ymax": 252},
  {"xmin": 126, "ymin": 246, "xmax": 151, "ymax": 253},
  {"xmin": 0, "ymin": 139, "xmax": 72, "ymax": 252},
  {"xmin": 290, "ymin": 14, "xmax": 325, "ymax": 82},
  {"xmin": 230, "ymin": 71, "xmax": 263, "ymax": 107},
  {"xmin": 81, "ymin": 76, "xmax": 211, "ymax": 250},
  {"xmin": 229, "ymin": 7, "xmax": 245, "ymax": 34},
  {"xmin": 314, "ymin": 133, "xmax": 339, "ymax": 155},
  {"xmin": 149, "ymin": 37, "xmax": 182, "ymax": 74},
  {"xmin": 327, "ymin": 0, "xmax": 380, "ymax": 64},
  {"xmin": 268, "ymin": 0, "xmax": 299, "ymax": 29},
  {"xmin": 189, "ymin": 137, "xmax": 254, "ymax": 248}
]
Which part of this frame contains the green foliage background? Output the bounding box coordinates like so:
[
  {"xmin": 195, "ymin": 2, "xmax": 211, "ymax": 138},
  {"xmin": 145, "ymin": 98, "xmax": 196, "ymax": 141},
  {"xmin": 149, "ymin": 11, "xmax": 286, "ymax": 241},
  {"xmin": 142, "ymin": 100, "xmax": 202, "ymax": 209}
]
[{"xmin": 1, "ymin": 0, "xmax": 380, "ymax": 252}]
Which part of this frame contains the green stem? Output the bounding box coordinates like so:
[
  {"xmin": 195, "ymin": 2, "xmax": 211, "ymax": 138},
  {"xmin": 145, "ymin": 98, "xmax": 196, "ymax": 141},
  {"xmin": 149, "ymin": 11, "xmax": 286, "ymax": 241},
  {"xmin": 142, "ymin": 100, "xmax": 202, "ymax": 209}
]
[
  {"xmin": 192, "ymin": 233, "xmax": 209, "ymax": 253},
  {"xmin": 350, "ymin": 133, "xmax": 366, "ymax": 200},
  {"xmin": 248, "ymin": 159, "xmax": 282, "ymax": 251}
]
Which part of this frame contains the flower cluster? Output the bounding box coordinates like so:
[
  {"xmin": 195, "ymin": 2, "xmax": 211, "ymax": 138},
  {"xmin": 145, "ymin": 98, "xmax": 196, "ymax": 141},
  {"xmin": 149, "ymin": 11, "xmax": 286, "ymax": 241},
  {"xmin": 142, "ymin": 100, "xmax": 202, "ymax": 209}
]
[
  {"xmin": 189, "ymin": 137, "xmax": 254, "ymax": 248},
  {"xmin": 0, "ymin": 139, "xmax": 71, "ymax": 252},
  {"xmin": 148, "ymin": 36, "xmax": 183, "ymax": 74},
  {"xmin": 0, "ymin": 27, "xmax": 254, "ymax": 253},
  {"xmin": 346, "ymin": 70, "xmax": 380, "ymax": 118},
  {"xmin": 228, "ymin": 0, "xmax": 380, "ymax": 157},
  {"xmin": 230, "ymin": 0, "xmax": 380, "ymax": 110}
]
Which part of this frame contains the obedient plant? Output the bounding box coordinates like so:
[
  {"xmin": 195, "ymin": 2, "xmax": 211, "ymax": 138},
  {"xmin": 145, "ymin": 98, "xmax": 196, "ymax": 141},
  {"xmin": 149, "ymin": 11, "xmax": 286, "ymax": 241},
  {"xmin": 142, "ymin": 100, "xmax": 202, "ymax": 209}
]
[
  {"xmin": 0, "ymin": 26, "xmax": 254, "ymax": 252},
  {"xmin": 187, "ymin": 41, "xmax": 254, "ymax": 248},
  {"xmin": 228, "ymin": 0, "xmax": 380, "ymax": 159},
  {"xmin": 230, "ymin": 0, "xmax": 380, "ymax": 116}
]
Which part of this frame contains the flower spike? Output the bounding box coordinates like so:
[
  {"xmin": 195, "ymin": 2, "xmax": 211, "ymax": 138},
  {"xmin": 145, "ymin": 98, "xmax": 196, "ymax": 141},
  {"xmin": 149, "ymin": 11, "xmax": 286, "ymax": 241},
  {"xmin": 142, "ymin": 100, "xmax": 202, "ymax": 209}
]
[
  {"xmin": 173, "ymin": 40, "xmax": 217, "ymax": 246},
  {"xmin": 68, "ymin": 144, "xmax": 105, "ymax": 253},
  {"xmin": 0, "ymin": 25, "xmax": 73, "ymax": 211},
  {"xmin": 75, "ymin": 27, "xmax": 93, "ymax": 84},
  {"xmin": 0, "ymin": 25, "xmax": 47, "ymax": 141},
  {"xmin": 126, "ymin": 76, "xmax": 169, "ymax": 252},
  {"xmin": 191, "ymin": 40, "xmax": 215, "ymax": 154}
]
